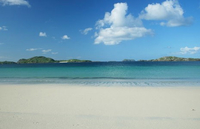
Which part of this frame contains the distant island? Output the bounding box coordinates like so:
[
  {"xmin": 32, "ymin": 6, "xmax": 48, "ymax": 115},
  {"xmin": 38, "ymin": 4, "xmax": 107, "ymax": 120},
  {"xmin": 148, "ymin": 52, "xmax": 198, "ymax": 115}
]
[
  {"xmin": 123, "ymin": 56, "xmax": 200, "ymax": 62},
  {"xmin": 143, "ymin": 56, "xmax": 200, "ymax": 62},
  {"xmin": 17, "ymin": 56, "xmax": 57, "ymax": 64},
  {"xmin": 0, "ymin": 61, "xmax": 16, "ymax": 65},
  {"xmin": 122, "ymin": 59, "xmax": 135, "ymax": 62},
  {"xmin": 16, "ymin": 56, "xmax": 92, "ymax": 64},
  {"xmin": 0, "ymin": 56, "xmax": 200, "ymax": 64},
  {"xmin": 60, "ymin": 59, "xmax": 92, "ymax": 63}
]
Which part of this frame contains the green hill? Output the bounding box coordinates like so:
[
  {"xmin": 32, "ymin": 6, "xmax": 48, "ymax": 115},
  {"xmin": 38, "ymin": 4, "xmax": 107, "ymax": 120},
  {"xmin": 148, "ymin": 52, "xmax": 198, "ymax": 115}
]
[
  {"xmin": 17, "ymin": 56, "xmax": 57, "ymax": 64},
  {"xmin": 0, "ymin": 61, "xmax": 16, "ymax": 64},
  {"xmin": 150, "ymin": 56, "xmax": 200, "ymax": 61}
]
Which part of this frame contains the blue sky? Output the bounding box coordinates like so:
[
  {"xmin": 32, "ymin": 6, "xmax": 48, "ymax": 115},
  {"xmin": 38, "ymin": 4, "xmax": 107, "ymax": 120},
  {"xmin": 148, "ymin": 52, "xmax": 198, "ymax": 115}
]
[{"xmin": 0, "ymin": 0, "xmax": 200, "ymax": 61}]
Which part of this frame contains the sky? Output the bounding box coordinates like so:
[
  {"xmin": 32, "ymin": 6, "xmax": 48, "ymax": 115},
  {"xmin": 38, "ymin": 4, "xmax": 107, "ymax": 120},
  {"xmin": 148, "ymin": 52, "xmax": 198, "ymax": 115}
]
[{"xmin": 0, "ymin": 0, "xmax": 200, "ymax": 61}]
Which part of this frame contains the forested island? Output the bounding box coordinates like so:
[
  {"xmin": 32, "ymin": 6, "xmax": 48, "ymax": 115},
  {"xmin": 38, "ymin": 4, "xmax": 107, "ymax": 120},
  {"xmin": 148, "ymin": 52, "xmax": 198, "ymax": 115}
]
[
  {"xmin": 0, "ymin": 56, "xmax": 200, "ymax": 64},
  {"xmin": 0, "ymin": 61, "xmax": 16, "ymax": 64},
  {"xmin": 17, "ymin": 56, "xmax": 57, "ymax": 64},
  {"xmin": 16, "ymin": 56, "xmax": 92, "ymax": 64},
  {"xmin": 141, "ymin": 56, "xmax": 200, "ymax": 62}
]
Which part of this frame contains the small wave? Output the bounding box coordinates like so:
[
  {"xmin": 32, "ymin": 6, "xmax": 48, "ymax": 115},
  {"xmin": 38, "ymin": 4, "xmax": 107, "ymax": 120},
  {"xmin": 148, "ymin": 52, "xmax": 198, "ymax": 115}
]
[{"xmin": 0, "ymin": 78, "xmax": 200, "ymax": 87}]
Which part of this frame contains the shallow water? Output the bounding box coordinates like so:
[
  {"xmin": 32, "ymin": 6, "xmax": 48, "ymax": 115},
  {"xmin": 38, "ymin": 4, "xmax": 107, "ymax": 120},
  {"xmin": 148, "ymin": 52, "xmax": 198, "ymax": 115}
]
[{"xmin": 0, "ymin": 62, "xmax": 200, "ymax": 86}]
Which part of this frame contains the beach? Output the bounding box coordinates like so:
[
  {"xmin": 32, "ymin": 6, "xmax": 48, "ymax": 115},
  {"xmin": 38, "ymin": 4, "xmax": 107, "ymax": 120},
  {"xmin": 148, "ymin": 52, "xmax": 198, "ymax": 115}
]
[
  {"xmin": 1, "ymin": 0, "xmax": 199, "ymax": 128},
  {"xmin": 0, "ymin": 84, "xmax": 200, "ymax": 129}
]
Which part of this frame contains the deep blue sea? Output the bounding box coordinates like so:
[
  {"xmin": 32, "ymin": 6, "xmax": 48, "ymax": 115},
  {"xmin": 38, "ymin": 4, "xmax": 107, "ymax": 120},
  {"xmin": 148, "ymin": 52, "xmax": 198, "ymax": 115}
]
[{"xmin": 0, "ymin": 62, "xmax": 200, "ymax": 86}]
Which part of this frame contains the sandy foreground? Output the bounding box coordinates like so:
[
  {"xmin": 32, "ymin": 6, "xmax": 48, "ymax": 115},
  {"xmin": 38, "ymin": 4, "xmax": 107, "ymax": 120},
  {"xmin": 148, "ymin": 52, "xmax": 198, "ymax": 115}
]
[{"xmin": 0, "ymin": 84, "xmax": 200, "ymax": 129}]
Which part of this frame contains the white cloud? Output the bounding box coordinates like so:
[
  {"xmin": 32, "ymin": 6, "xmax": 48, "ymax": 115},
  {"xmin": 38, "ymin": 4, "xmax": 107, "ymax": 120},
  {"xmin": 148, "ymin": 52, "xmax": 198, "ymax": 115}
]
[
  {"xmin": 0, "ymin": 26, "xmax": 7, "ymax": 31},
  {"xmin": 95, "ymin": 3, "xmax": 152, "ymax": 45},
  {"xmin": 81, "ymin": 28, "xmax": 93, "ymax": 35},
  {"xmin": 39, "ymin": 32, "xmax": 47, "ymax": 37},
  {"xmin": 26, "ymin": 48, "xmax": 41, "ymax": 51},
  {"xmin": 42, "ymin": 49, "xmax": 52, "ymax": 54},
  {"xmin": 139, "ymin": 0, "xmax": 193, "ymax": 27},
  {"xmin": 62, "ymin": 35, "xmax": 70, "ymax": 40},
  {"xmin": 95, "ymin": 27, "xmax": 152, "ymax": 45},
  {"xmin": 0, "ymin": 0, "xmax": 30, "ymax": 7},
  {"xmin": 180, "ymin": 47, "xmax": 200, "ymax": 54}
]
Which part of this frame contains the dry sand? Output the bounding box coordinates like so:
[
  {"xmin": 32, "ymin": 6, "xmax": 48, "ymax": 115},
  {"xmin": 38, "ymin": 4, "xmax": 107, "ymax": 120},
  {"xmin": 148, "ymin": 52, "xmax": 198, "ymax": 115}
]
[{"xmin": 0, "ymin": 84, "xmax": 200, "ymax": 129}]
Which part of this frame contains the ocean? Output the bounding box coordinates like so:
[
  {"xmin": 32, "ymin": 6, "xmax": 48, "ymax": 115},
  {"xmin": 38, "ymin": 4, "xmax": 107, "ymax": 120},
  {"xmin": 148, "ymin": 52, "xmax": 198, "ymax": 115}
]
[{"xmin": 0, "ymin": 62, "xmax": 200, "ymax": 86}]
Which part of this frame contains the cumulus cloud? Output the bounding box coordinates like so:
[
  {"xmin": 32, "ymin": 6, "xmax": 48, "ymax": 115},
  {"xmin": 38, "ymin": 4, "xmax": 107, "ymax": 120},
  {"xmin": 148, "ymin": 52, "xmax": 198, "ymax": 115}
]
[
  {"xmin": 42, "ymin": 49, "xmax": 52, "ymax": 54},
  {"xmin": 0, "ymin": 26, "xmax": 8, "ymax": 31},
  {"xmin": 0, "ymin": 0, "xmax": 30, "ymax": 7},
  {"xmin": 180, "ymin": 47, "xmax": 200, "ymax": 54},
  {"xmin": 39, "ymin": 32, "xmax": 47, "ymax": 37},
  {"xmin": 62, "ymin": 35, "xmax": 70, "ymax": 40},
  {"xmin": 81, "ymin": 28, "xmax": 93, "ymax": 35},
  {"xmin": 95, "ymin": 27, "xmax": 152, "ymax": 45},
  {"xmin": 139, "ymin": 0, "xmax": 193, "ymax": 27},
  {"xmin": 95, "ymin": 3, "xmax": 152, "ymax": 45}
]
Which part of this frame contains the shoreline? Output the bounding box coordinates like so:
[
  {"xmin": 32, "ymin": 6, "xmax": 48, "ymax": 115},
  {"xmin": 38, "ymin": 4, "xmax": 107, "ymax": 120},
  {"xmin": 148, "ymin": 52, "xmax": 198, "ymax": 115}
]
[
  {"xmin": 0, "ymin": 78, "xmax": 200, "ymax": 87},
  {"xmin": 0, "ymin": 84, "xmax": 200, "ymax": 129}
]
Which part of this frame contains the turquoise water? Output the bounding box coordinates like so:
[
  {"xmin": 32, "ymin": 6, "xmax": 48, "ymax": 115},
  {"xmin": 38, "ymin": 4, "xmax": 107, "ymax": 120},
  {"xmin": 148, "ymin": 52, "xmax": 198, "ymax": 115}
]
[{"xmin": 0, "ymin": 62, "xmax": 200, "ymax": 86}]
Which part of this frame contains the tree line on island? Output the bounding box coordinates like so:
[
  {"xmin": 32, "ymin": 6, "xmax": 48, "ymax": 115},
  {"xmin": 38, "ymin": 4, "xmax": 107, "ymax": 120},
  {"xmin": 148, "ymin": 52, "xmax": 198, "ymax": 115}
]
[
  {"xmin": 0, "ymin": 56, "xmax": 200, "ymax": 64},
  {"xmin": 0, "ymin": 56, "xmax": 92, "ymax": 64}
]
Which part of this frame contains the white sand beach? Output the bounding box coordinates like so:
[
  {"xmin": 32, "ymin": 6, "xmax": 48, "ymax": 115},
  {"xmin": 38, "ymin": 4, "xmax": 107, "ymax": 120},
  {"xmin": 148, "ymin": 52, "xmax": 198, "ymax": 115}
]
[{"xmin": 0, "ymin": 84, "xmax": 200, "ymax": 129}]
